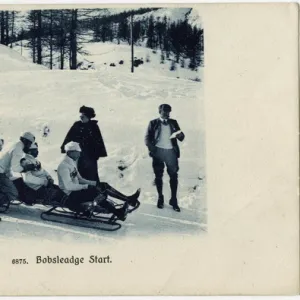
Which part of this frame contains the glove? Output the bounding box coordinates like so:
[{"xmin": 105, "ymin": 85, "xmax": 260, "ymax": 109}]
[
  {"xmin": 22, "ymin": 163, "xmax": 37, "ymax": 172},
  {"xmin": 47, "ymin": 178, "xmax": 54, "ymax": 186},
  {"xmin": 35, "ymin": 161, "xmax": 41, "ymax": 170}
]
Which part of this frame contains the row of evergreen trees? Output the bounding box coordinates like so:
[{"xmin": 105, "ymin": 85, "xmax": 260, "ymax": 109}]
[
  {"xmin": 91, "ymin": 14, "xmax": 204, "ymax": 70},
  {"xmin": 0, "ymin": 8, "xmax": 204, "ymax": 70}
]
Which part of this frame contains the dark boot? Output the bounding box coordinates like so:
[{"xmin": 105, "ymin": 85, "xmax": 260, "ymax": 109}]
[
  {"xmin": 157, "ymin": 195, "xmax": 164, "ymax": 209},
  {"xmin": 169, "ymin": 178, "xmax": 180, "ymax": 212},
  {"xmin": 101, "ymin": 182, "xmax": 140, "ymax": 206},
  {"xmin": 155, "ymin": 178, "xmax": 164, "ymax": 209},
  {"xmin": 100, "ymin": 199, "xmax": 128, "ymax": 221},
  {"xmin": 127, "ymin": 188, "xmax": 141, "ymax": 207}
]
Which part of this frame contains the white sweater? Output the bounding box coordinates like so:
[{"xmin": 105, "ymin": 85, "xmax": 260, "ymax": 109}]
[
  {"xmin": 22, "ymin": 154, "xmax": 52, "ymax": 190},
  {"xmin": 57, "ymin": 155, "xmax": 95, "ymax": 195},
  {"xmin": 0, "ymin": 141, "xmax": 25, "ymax": 176}
]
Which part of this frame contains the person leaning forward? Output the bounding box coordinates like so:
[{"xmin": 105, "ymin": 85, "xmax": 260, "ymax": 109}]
[
  {"xmin": 0, "ymin": 132, "xmax": 36, "ymax": 206},
  {"xmin": 145, "ymin": 104, "xmax": 185, "ymax": 212}
]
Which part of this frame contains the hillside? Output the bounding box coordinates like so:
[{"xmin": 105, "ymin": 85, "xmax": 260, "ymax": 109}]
[
  {"xmin": 0, "ymin": 44, "xmax": 46, "ymax": 72},
  {"xmin": 10, "ymin": 7, "xmax": 201, "ymax": 35}
]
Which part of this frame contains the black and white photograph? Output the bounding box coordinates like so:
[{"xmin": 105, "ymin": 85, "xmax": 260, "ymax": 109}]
[
  {"xmin": 1, "ymin": 3, "xmax": 296, "ymax": 296},
  {"xmin": 0, "ymin": 6, "xmax": 205, "ymax": 244}
]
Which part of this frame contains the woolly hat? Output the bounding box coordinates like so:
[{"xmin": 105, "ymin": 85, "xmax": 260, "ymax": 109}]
[
  {"xmin": 79, "ymin": 105, "xmax": 96, "ymax": 119},
  {"xmin": 64, "ymin": 141, "xmax": 81, "ymax": 153},
  {"xmin": 159, "ymin": 104, "xmax": 172, "ymax": 112},
  {"xmin": 21, "ymin": 132, "xmax": 35, "ymax": 143}
]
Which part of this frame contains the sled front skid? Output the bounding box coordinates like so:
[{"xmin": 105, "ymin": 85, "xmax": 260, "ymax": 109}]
[{"xmin": 40, "ymin": 206, "xmax": 122, "ymax": 231}]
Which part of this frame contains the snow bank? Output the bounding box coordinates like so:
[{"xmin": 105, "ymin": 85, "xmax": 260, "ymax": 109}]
[{"xmin": 0, "ymin": 44, "xmax": 46, "ymax": 72}]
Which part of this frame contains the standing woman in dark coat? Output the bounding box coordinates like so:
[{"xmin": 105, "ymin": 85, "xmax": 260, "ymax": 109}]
[{"xmin": 60, "ymin": 106, "xmax": 107, "ymax": 183}]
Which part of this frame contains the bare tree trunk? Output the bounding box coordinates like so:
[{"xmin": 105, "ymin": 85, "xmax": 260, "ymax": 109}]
[
  {"xmin": 59, "ymin": 11, "xmax": 64, "ymax": 69},
  {"xmin": 37, "ymin": 10, "xmax": 42, "ymax": 65},
  {"xmin": 49, "ymin": 10, "xmax": 53, "ymax": 69},
  {"xmin": 5, "ymin": 11, "xmax": 9, "ymax": 45},
  {"xmin": 10, "ymin": 11, "xmax": 14, "ymax": 48},
  {"xmin": 70, "ymin": 9, "xmax": 77, "ymax": 70},
  {"xmin": 0, "ymin": 12, "xmax": 4, "ymax": 44},
  {"xmin": 32, "ymin": 14, "xmax": 36, "ymax": 63},
  {"xmin": 130, "ymin": 14, "xmax": 134, "ymax": 73}
]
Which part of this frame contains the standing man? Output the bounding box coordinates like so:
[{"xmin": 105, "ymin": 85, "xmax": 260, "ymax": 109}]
[
  {"xmin": 0, "ymin": 132, "xmax": 36, "ymax": 206},
  {"xmin": 145, "ymin": 104, "xmax": 185, "ymax": 212},
  {"xmin": 60, "ymin": 105, "xmax": 107, "ymax": 183}
]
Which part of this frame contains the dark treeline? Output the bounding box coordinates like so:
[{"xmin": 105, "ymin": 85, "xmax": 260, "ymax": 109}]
[
  {"xmin": 0, "ymin": 8, "xmax": 204, "ymax": 70},
  {"xmin": 91, "ymin": 12, "xmax": 204, "ymax": 70}
]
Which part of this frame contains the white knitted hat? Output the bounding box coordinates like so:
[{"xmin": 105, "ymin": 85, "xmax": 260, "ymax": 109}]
[
  {"xmin": 21, "ymin": 132, "xmax": 35, "ymax": 143},
  {"xmin": 64, "ymin": 141, "xmax": 81, "ymax": 152}
]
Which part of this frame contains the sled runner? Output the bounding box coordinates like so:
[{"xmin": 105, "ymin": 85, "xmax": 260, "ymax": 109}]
[
  {"xmin": 0, "ymin": 194, "xmax": 140, "ymax": 231},
  {"xmin": 42, "ymin": 196, "xmax": 139, "ymax": 231},
  {"xmin": 40, "ymin": 203, "xmax": 124, "ymax": 232}
]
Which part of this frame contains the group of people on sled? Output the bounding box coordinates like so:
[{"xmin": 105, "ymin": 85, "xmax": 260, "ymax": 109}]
[
  {"xmin": 0, "ymin": 105, "xmax": 140, "ymax": 221},
  {"xmin": 0, "ymin": 103, "xmax": 185, "ymax": 222}
]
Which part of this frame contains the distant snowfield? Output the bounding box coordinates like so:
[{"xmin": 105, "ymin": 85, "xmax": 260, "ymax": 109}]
[{"xmin": 0, "ymin": 44, "xmax": 206, "ymax": 243}]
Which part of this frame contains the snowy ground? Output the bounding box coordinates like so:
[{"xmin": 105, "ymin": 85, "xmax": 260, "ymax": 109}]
[{"xmin": 0, "ymin": 44, "xmax": 206, "ymax": 244}]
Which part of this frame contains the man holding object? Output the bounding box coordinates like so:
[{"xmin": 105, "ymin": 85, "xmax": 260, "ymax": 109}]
[{"xmin": 145, "ymin": 104, "xmax": 185, "ymax": 212}]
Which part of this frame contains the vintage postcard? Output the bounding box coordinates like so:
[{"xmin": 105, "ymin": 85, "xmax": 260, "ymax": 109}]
[{"xmin": 0, "ymin": 3, "xmax": 298, "ymax": 296}]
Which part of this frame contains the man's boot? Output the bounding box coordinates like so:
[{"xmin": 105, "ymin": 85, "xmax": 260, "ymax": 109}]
[
  {"xmin": 155, "ymin": 178, "xmax": 164, "ymax": 209},
  {"xmin": 100, "ymin": 199, "xmax": 128, "ymax": 221},
  {"xmin": 169, "ymin": 178, "xmax": 180, "ymax": 212},
  {"xmin": 98, "ymin": 182, "xmax": 140, "ymax": 207}
]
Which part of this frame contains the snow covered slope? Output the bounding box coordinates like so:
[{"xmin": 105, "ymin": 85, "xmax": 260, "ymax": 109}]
[
  {"xmin": 11, "ymin": 41, "xmax": 203, "ymax": 81},
  {"xmin": 0, "ymin": 44, "xmax": 46, "ymax": 72},
  {"xmin": 133, "ymin": 7, "xmax": 201, "ymax": 28},
  {"xmin": 0, "ymin": 45, "xmax": 206, "ymax": 243}
]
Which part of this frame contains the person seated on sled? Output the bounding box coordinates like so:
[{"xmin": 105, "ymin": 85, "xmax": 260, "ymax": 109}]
[
  {"xmin": 19, "ymin": 142, "xmax": 67, "ymax": 206},
  {"xmin": 57, "ymin": 142, "xmax": 140, "ymax": 221},
  {"xmin": 0, "ymin": 132, "xmax": 36, "ymax": 207}
]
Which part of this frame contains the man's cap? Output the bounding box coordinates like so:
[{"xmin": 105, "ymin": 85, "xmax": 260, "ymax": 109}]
[
  {"xmin": 64, "ymin": 141, "xmax": 81, "ymax": 153},
  {"xmin": 21, "ymin": 132, "xmax": 35, "ymax": 143},
  {"xmin": 159, "ymin": 104, "xmax": 172, "ymax": 112}
]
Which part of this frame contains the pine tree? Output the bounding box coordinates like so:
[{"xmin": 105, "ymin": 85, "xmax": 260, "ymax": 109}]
[
  {"xmin": 0, "ymin": 11, "xmax": 4, "ymax": 44},
  {"xmin": 133, "ymin": 20, "xmax": 141, "ymax": 44},
  {"xmin": 69, "ymin": 9, "xmax": 78, "ymax": 70},
  {"xmin": 146, "ymin": 15, "xmax": 155, "ymax": 49},
  {"xmin": 10, "ymin": 11, "xmax": 15, "ymax": 48},
  {"xmin": 27, "ymin": 10, "xmax": 38, "ymax": 63},
  {"xmin": 5, "ymin": 11, "xmax": 9, "ymax": 45},
  {"xmin": 36, "ymin": 10, "xmax": 42, "ymax": 65},
  {"xmin": 180, "ymin": 58, "xmax": 185, "ymax": 68},
  {"xmin": 170, "ymin": 59, "xmax": 176, "ymax": 71},
  {"xmin": 160, "ymin": 51, "xmax": 165, "ymax": 64},
  {"xmin": 169, "ymin": 22, "xmax": 181, "ymax": 63},
  {"xmin": 118, "ymin": 17, "xmax": 129, "ymax": 42}
]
